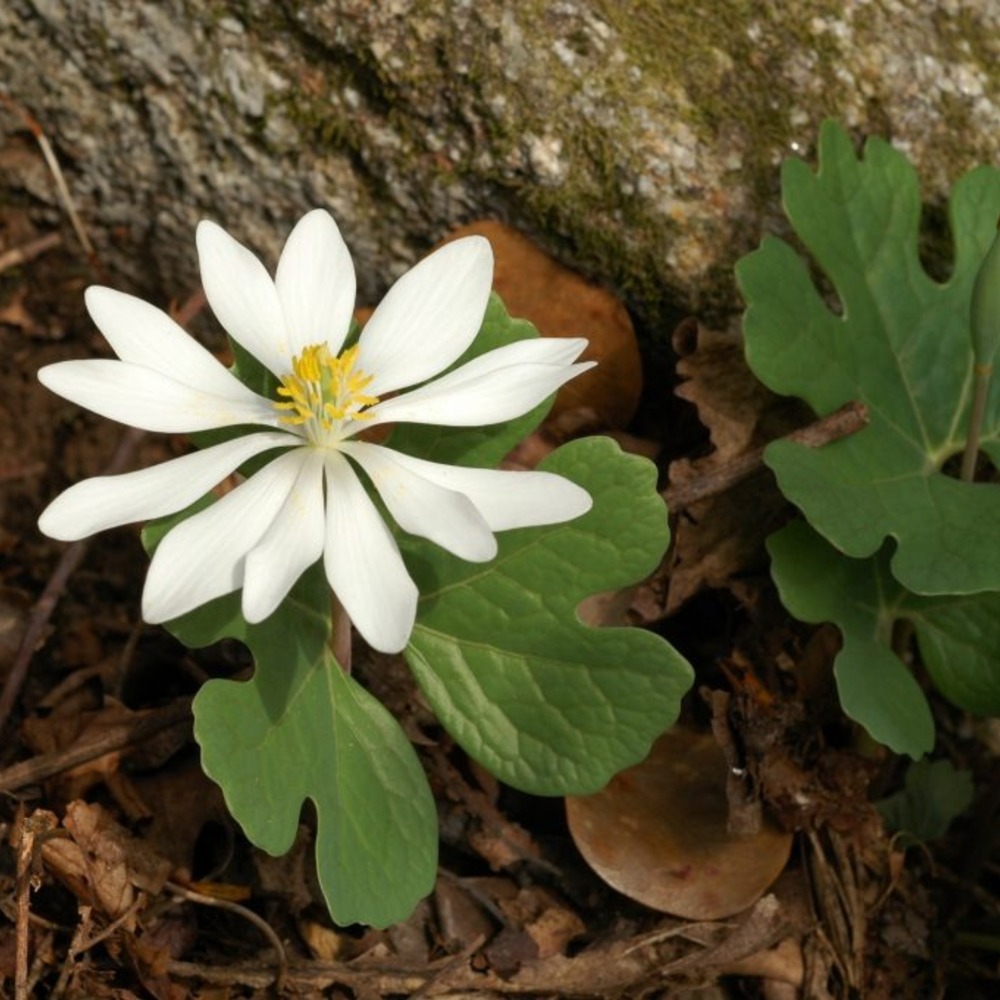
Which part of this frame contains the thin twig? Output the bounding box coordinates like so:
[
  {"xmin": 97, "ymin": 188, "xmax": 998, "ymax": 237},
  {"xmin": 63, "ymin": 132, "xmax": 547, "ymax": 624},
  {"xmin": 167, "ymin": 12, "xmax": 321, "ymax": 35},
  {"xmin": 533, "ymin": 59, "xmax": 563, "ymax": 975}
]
[
  {"xmin": 171, "ymin": 287, "xmax": 207, "ymax": 328},
  {"xmin": 49, "ymin": 905, "xmax": 92, "ymax": 1000},
  {"xmin": 438, "ymin": 868, "xmax": 508, "ymax": 924},
  {"xmin": 0, "ymin": 698, "xmax": 192, "ymax": 793},
  {"xmin": 14, "ymin": 810, "xmax": 32, "ymax": 1000},
  {"xmin": 112, "ymin": 617, "xmax": 145, "ymax": 700},
  {"xmin": 623, "ymin": 919, "xmax": 732, "ymax": 956},
  {"xmin": 14, "ymin": 811, "xmax": 56, "ymax": 1000},
  {"xmin": 0, "ymin": 94, "xmax": 102, "ymax": 279},
  {"xmin": 24, "ymin": 933, "xmax": 54, "ymax": 1000},
  {"xmin": 73, "ymin": 896, "xmax": 146, "ymax": 956},
  {"xmin": 408, "ymin": 933, "xmax": 486, "ymax": 1000},
  {"xmin": 50, "ymin": 895, "xmax": 146, "ymax": 999},
  {"xmin": 166, "ymin": 880, "xmax": 288, "ymax": 991},
  {"xmin": 0, "ymin": 232, "xmax": 63, "ymax": 276},
  {"xmin": 0, "ymin": 427, "xmax": 145, "ymax": 738},
  {"xmin": 36, "ymin": 663, "xmax": 109, "ymax": 710},
  {"xmin": 664, "ymin": 400, "xmax": 869, "ymax": 511},
  {"xmin": 164, "ymin": 922, "xmax": 709, "ymax": 995}
]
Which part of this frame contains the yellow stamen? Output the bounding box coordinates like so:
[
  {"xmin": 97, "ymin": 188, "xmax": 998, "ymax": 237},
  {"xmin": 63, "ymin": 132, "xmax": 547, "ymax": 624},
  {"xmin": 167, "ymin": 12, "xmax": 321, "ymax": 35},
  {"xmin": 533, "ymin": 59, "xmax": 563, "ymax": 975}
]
[{"xmin": 273, "ymin": 343, "xmax": 380, "ymax": 439}]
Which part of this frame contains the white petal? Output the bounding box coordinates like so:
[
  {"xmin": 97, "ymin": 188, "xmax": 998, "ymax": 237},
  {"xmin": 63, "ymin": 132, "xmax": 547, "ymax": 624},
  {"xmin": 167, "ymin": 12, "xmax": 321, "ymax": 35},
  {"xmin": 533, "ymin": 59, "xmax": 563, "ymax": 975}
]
[
  {"xmin": 197, "ymin": 220, "xmax": 292, "ymax": 376},
  {"xmin": 38, "ymin": 431, "xmax": 299, "ymax": 541},
  {"xmin": 323, "ymin": 451, "xmax": 418, "ymax": 654},
  {"xmin": 242, "ymin": 449, "xmax": 326, "ymax": 623},
  {"xmin": 363, "ymin": 359, "xmax": 595, "ymax": 429},
  {"xmin": 85, "ymin": 286, "xmax": 244, "ymax": 396},
  {"xmin": 340, "ymin": 441, "xmax": 496, "ymax": 561},
  {"xmin": 39, "ymin": 359, "xmax": 281, "ymax": 433},
  {"xmin": 142, "ymin": 449, "xmax": 306, "ymax": 624},
  {"xmin": 351, "ymin": 447, "xmax": 593, "ymax": 530},
  {"xmin": 275, "ymin": 209, "xmax": 356, "ymax": 358},
  {"xmin": 357, "ymin": 236, "xmax": 493, "ymax": 396},
  {"xmin": 436, "ymin": 336, "xmax": 591, "ymax": 382}
]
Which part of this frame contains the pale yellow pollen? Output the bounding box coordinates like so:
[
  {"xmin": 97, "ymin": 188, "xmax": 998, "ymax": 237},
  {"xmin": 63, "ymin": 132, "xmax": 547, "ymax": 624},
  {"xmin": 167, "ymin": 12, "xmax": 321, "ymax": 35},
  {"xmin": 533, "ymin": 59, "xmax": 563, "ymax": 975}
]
[{"xmin": 274, "ymin": 343, "xmax": 379, "ymax": 436}]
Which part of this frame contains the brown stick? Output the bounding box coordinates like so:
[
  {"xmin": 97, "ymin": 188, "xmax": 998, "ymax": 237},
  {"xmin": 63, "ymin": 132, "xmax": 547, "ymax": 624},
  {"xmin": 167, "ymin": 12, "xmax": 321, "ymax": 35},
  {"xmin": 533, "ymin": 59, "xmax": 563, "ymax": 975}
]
[
  {"xmin": 49, "ymin": 904, "xmax": 93, "ymax": 1000},
  {"xmin": 14, "ymin": 811, "xmax": 57, "ymax": 1000},
  {"xmin": 0, "ymin": 698, "xmax": 192, "ymax": 793},
  {"xmin": 14, "ymin": 811, "xmax": 32, "ymax": 1000},
  {"xmin": 163, "ymin": 916, "xmax": 716, "ymax": 995},
  {"xmin": 407, "ymin": 934, "xmax": 487, "ymax": 1000},
  {"xmin": 664, "ymin": 400, "xmax": 869, "ymax": 512},
  {"xmin": 0, "ymin": 94, "xmax": 103, "ymax": 280},
  {"xmin": 0, "ymin": 426, "xmax": 145, "ymax": 738},
  {"xmin": 0, "ymin": 232, "xmax": 63, "ymax": 275},
  {"xmin": 167, "ymin": 881, "xmax": 288, "ymax": 991}
]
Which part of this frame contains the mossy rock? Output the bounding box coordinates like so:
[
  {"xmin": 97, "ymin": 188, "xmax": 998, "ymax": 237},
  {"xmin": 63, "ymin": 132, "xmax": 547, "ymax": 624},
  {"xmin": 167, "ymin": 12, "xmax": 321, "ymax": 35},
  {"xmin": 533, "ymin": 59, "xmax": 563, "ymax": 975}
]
[{"xmin": 1, "ymin": 0, "xmax": 997, "ymax": 336}]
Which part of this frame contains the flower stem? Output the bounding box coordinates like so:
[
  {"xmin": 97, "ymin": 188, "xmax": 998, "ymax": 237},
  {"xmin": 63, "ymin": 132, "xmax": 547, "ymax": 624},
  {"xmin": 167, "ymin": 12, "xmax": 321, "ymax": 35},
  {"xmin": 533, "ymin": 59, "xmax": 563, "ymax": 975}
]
[
  {"xmin": 330, "ymin": 591, "xmax": 353, "ymax": 674},
  {"xmin": 960, "ymin": 364, "xmax": 993, "ymax": 483}
]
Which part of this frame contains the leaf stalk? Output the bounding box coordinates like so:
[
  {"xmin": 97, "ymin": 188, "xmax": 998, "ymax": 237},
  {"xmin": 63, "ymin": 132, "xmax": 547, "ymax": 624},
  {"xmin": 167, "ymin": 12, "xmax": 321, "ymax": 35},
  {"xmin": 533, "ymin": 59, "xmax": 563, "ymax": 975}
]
[
  {"xmin": 960, "ymin": 364, "xmax": 992, "ymax": 482},
  {"xmin": 330, "ymin": 591, "xmax": 353, "ymax": 674}
]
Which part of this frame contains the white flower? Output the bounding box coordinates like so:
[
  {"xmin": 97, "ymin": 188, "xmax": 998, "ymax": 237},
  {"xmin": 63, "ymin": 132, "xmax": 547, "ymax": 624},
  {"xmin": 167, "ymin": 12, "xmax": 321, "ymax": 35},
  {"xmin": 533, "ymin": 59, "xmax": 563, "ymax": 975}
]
[{"xmin": 38, "ymin": 210, "xmax": 595, "ymax": 652}]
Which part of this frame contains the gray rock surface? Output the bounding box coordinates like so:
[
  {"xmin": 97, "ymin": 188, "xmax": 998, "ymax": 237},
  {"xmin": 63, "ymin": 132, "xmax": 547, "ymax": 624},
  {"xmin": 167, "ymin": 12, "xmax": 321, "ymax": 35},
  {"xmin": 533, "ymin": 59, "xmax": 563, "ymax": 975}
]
[{"xmin": 2, "ymin": 0, "xmax": 998, "ymax": 331}]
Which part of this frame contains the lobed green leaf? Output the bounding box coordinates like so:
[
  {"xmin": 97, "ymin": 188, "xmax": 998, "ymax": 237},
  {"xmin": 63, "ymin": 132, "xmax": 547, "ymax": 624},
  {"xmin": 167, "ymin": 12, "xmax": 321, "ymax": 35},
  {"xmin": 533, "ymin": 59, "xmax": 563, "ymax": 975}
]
[
  {"xmin": 739, "ymin": 120, "xmax": 1000, "ymax": 596},
  {"xmin": 876, "ymin": 758, "xmax": 974, "ymax": 842},
  {"xmin": 160, "ymin": 565, "xmax": 438, "ymax": 929},
  {"xmin": 768, "ymin": 521, "xmax": 1000, "ymax": 757},
  {"xmin": 405, "ymin": 436, "xmax": 694, "ymax": 795}
]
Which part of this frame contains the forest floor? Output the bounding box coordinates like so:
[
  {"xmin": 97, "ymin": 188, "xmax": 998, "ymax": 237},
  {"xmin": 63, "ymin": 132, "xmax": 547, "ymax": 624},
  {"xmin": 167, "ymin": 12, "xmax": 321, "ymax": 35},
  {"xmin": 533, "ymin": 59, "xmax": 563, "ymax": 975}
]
[{"xmin": 1, "ymin": 189, "xmax": 999, "ymax": 1000}]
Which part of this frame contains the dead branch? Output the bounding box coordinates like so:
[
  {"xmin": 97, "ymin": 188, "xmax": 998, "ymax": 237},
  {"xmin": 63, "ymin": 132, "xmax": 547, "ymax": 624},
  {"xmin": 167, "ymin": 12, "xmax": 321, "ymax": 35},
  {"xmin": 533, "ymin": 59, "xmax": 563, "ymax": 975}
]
[
  {"xmin": 664, "ymin": 400, "xmax": 869, "ymax": 512},
  {"xmin": 0, "ymin": 94, "xmax": 101, "ymax": 278},
  {"xmin": 0, "ymin": 698, "xmax": 192, "ymax": 793},
  {"xmin": 0, "ymin": 232, "xmax": 62, "ymax": 276},
  {"xmin": 0, "ymin": 427, "xmax": 145, "ymax": 738},
  {"xmin": 14, "ymin": 810, "xmax": 58, "ymax": 1000},
  {"xmin": 165, "ymin": 921, "xmax": 732, "ymax": 997},
  {"xmin": 167, "ymin": 880, "xmax": 288, "ymax": 991}
]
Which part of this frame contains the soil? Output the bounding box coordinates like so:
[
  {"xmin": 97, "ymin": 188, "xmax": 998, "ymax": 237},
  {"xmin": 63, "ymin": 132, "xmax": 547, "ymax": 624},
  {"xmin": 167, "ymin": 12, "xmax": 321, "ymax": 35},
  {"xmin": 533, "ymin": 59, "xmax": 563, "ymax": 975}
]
[{"xmin": 1, "ymin": 203, "xmax": 998, "ymax": 1000}]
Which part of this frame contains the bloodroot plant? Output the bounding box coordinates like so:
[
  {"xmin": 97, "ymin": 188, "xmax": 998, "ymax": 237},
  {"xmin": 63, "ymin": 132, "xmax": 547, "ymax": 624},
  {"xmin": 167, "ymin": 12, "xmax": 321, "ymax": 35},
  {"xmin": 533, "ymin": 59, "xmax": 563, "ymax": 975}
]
[
  {"xmin": 738, "ymin": 121, "xmax": 1000, "ymax": 759},
  {"xmin": 38, "ymin": 210, "xmax": 694, "ymax": 926}
]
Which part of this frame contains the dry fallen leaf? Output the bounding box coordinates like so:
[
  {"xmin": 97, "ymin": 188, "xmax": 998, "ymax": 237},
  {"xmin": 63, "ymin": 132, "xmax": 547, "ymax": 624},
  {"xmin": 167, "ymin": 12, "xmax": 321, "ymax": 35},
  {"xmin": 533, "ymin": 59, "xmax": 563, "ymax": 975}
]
[
  {"xmin": 444, "ymin": 220, "xmax": 643, "ymax": 429},
  {"xmin": 432, "ymin": 748, "xmax": 542, "ymax": 870},
  {"xmin": 21, "ymin": 697, "xmax": 187, "ymax": 818},
  {"xmin": 0, "ymin": 287, "xmax": 35, "ymax": 330},
  {"xmin": 566, "ymin": 729, "xmax": 793, "ymax": 920},
  {"xmin": 434, "ymin": 875, "xmax": 497, "ymax": 950},
  {"xmin": 663, "ymin": 323, "xmax": 806, "ymax": 613},
  {"xmin": 518, "ymin": 889, "xmax": 587, "ymax": 959},
  {"xmin": 41, "ymin": 800, "xmax": 171, "ymax": 923},
  {"xmin": 299, "ymin": 917, "xmax": 347, "ymax": 961}
]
